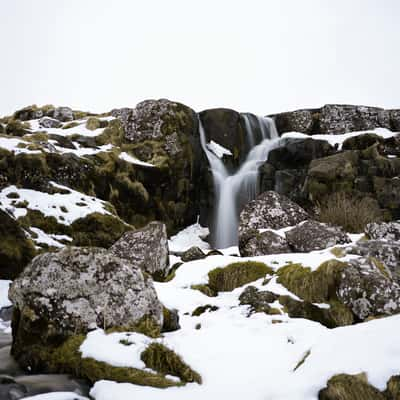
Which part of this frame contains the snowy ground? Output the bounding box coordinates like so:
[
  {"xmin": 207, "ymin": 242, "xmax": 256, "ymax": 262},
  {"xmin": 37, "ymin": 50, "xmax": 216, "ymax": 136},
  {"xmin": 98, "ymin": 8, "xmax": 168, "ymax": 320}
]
[{"xmin": 1, "ymin": 225, "xmax": 399, "ymax": 400}]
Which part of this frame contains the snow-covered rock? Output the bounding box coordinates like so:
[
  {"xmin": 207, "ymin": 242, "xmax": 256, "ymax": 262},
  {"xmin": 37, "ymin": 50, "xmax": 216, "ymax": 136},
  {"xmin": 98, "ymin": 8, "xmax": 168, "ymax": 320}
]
[{"xmin": 365, "ymin": 220, "xmax": 400, "ymax": 241}]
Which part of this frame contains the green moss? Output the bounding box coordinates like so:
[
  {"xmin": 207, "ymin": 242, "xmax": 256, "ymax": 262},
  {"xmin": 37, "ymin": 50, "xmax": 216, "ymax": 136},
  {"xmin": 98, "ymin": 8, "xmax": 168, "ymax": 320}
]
[
  {"xmin": 41, "ymin": 335, "xmax": 179, "ymax": 388},
  {"xmin": 190, "ymin": 284, "xmax": 217, "ymax": 297},
  {"xmin": 369, "ymin": 256, "xmax": 391, "ymax": 279},
  {"xmin": 19, "ymin": 209, "xmax": 70, "ymax": 235},
  {"xmin": 141, "ymin": 342, "xmax": 202, "ymax": 384},
  {"xmin": 62, "ymin": 121, "xmax": 80, "ymax": 130},
  {"xmin": 95, "ymin": 119, "xmax": 124, "ymax": 146},
  {"xmin": 276, "ymin": 260, "xmax": 347, "ymax": 303},
  {"xmin": 208, "ymin": 261, "xmax": 273, "ymax": 293},
  {"xmin": 385, "ymin": 375, "xmax": 400, "ymax": 399},
  {"xmin": 191, "ymin": 304, "xmax": 219, "ymax": 317},
  {"xmin": 330, "ymin": 247, "xmax": 346, "ymax": 258},
  {"xmin": 86, "ymin": 117, "xmax": 102, "ymax": 131},
  {"xmin": 5, "ymin": 120, "xmax": 31, "ymax": 136},
  {"xmin": 319, "ymin": 373, "xmax": 386, "ymax": 400},
  {"xmin": 71, "ymin": 212, "xmax": 132, "ymax": 248}
]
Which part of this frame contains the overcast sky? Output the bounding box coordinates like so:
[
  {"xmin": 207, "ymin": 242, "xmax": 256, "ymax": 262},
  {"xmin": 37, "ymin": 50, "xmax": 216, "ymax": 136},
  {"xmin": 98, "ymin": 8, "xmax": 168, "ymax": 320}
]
[{"xmin": 1, "ymin": 0, "xmax": 399, "ymax": 116}]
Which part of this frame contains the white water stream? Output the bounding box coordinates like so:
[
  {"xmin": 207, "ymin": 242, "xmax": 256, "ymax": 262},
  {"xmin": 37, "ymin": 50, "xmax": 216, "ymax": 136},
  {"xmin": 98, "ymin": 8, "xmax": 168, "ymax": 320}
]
[{"xmin": 200, "ymin": 115, "xmax": 281, "ymax": 248}]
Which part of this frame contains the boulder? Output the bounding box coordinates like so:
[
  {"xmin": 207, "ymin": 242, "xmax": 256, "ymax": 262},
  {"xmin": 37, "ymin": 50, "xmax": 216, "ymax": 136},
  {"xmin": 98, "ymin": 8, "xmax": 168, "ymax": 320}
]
[
  {"xmin": 109, "ymin": 221, "xmax": 169, "ymax": 279},
  {"xmin": 239, "ymin": 191, "xmax": 309, "ymax": 234},
  {"xmin": 38, "ymin": 117, "xmax": 62, "ymax": 129},
  {"xmin": 9, "ymin": 246, "xmax": 163, "ymax": 370},
  {"xmin": 273, "ymin": 109, "xmax": 315, "ymax": 134},
  {"xmin": 53, "ymin": 107, "xmax": 74, "ymax": 122},
  {"xmin": 180, "ymin": 246, "xmax": 206, "ymax": 262},
  {"xmin": 285, "ymin": 220, "xmax": 350, "ymax": 252},
  {"xmin": 346, "ymin": 240, "xmax": 400, "ymax": 283},
  {"xmin": 342, "ymin": 133, "xmax": 384, "ymax": 151},
  {"xmin": 0, "ymin": 210, "xmax": 36, "ymax": 280},
  {"xmin": 239, "ymin": 229, "xmax": 291, "ymax": 257},
  {"xmin": 337, "ymin": 257, "xmax": 400, "ymax": 320},
  {"xmin": 390, "ymin": 110, "xmax": 400, "ymax": 131},
  {"xmin": 365, "ymin": 220, "xmax": 400, "ymax": 241}
]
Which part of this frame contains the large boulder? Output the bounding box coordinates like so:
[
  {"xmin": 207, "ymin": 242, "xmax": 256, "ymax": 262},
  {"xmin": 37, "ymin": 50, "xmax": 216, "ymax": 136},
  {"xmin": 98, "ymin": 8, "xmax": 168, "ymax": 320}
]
[
  {"xmin": 337, "ymin": 257, "xmax": 400, "ymax": 320},
  {"xmin": 239, "ymin": 229, "xmax": 291, "ymax": 257},
  {"xmin": 285, "ymin": 220, "xmax": 350, "ymax": 252},
  {"xmin": 9, "ymin": 246, "xmax": 163, "ymax": 370},
  {"xmin": 0, "ymin": 210, "xmax": 36, "ymax": 279},
  {"xmin": 239, "ymin": 191, "xmax": 309, "ymax": 233},
  {"xmin": 273, "ymin": 109, "xmax": 315, "ymax": 134},
  {"xmin": 109, "ymin": 221, "xmax": 169, "ymax": 279},
  {"xmin": 365, "ymin": 220, "xmax": 400, "ymax": 241},
  {"xmin": 346, "ymin": 240, "xmax": 400, "ymax": 283},
  {"xmin": 39, "ymin": 117, "xmax": 62, "ymax": 129}
]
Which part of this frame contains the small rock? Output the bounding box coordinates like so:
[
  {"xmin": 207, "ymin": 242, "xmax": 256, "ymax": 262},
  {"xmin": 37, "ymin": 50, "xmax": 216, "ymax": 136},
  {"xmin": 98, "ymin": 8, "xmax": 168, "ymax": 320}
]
[
  {"xmin": 53, "ymin": 107, "xmax": 74, "ymax": 122},
  {"xmin": 239, "ymin": 229, "xmax": 291, "ymax": 257},
  {"xmin": 285, "ymin": 220, "xmax": 350, "ymax": 252},
  {"xmin": 180, "ymin": 246, "xmax": 206, "ymax": 262},
  {"xmin": 38, "ymin": 116, "xmax": 62, "ymax": 129}
]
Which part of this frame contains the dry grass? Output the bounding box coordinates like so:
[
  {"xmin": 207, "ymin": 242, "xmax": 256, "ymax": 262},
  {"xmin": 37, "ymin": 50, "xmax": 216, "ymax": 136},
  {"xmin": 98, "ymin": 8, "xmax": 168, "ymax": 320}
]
[{"xmin": 317, "ymin": 192, "xmax": 382, "ymax": 233}]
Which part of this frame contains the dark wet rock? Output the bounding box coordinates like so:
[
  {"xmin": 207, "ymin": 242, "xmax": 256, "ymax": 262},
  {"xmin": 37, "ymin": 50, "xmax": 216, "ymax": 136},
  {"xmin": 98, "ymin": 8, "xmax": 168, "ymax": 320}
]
[
  {"xmin": 109, "ymin": 221, "xmax": 169, "ymax": 279},
  {"xmin": 39, "ymin": 117, "xmax": 62, "ymax": 129},
  {"xmin": 180, "ymin": 246, "xmax": 206, "ymax": 262},
  {"xmin": 239, "ymin": 286, "xmax": 279, "ymax": 313},
  {"xmin": 337, "ymin": 257, "xmax": 400, "ymax": 320},
  {"xmin": 0, "ymin": 210, "xmax": 36, "ymax": 280},
  {"xmin": 346, "ymin": 240, "xmax": 400, "ymax": 283},
  {"xmin": 0, "ymin": 306, "xmax": 13, "ymax": 322},
  {"xmin": 199, "ymin": 108, "xmax": 245, "ymax": 164},
  {"xmin": 273, "ymin": 109, "xmax": 315, "ymax": 134},
  {"xmin": 0, "ymin": 346, "xmax": 22, "ymax": 375},
  {"xmin": 285, "ymin": 220, "xmax": 350, "ymax": 252},
  {"xmin": 162, "ymin": 307, "xmax": 180, "ymax": 332},
  {"xmin": 239, "ymin": 229, "xmax": 291, "ymax": 257},
  {"xmin": 365, "ymin": 220, "xmax": 400, "ymax": 241},
  {"xmin": 53, "ymin": 107, "xmax": 74, "ymax": 122},
  {"xmin": 268, "ymin": 138, "xmax": 335, "ymax": 170},
  {"xmin": 9, "ymin": 246, "xmax": 163, "ymax": 370},
  {"xmin": 342, "ymin": 133, "xmax": 384, "ymax": 151},
  {"xmin": 239, "ymin": 191, "xmax": 309, "ymax": 234}
]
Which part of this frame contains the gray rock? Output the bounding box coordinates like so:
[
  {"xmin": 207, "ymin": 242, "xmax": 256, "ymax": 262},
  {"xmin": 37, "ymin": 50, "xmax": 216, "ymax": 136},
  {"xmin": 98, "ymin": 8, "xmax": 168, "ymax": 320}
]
[
  {"xmin": 390, "ymin": 109, "xmax": 400, "ymax": 130},
  {"xmin": 346, "ymin": 240, "xmax": 400, "ymax": 283},
  {"xmin": 365, "ymin": 220, "xmax": 400, "ymax": 241},
  {"xmin": 9, "ymin": 247, "xmax": 163, "ymax": 341},
  {"xmin": 110, "ymin": 221, "xmax": 169, "ymax": 279},
  {"xmin": 285, "ymin": 220, "xmax": 350, "ymax": 252},
  {"xmin": 0, "ymin": 346, "xmax": 22, "ymax": 375},
  {"xmin": 273, "ymin": 109, "xmax": 315, "ymax": 134},
  {"xmin": 38, "ymin": 117, "xmax": 62, "ymax": 129},
  {"xmin": 239, "ymin": 286, "xmax": 279, "ymax": 313},
  {"xmin": 53, "ymin": 107, "xmax": 74, "ymax": 122},
  {"xmin": 337, "ymin": 257, "xmax": 400, "ymax": 320},
  {"xmin": 0, "ymin": 306, "xmax": 13, "ymax": 322},
  {"xmin": 162, "ymin": 307, "xmax": 180, "ymax": 333},
  {"xmin": 239, "ymin": 191, "xmax": 309, "ymax": 234},
  {"xmin": 239, "ymin": 229, "xmax": 291, "ymax": 257},
  {"xmin": 180, "ymin": 246, "xmax": 206, "ymax": 262}
]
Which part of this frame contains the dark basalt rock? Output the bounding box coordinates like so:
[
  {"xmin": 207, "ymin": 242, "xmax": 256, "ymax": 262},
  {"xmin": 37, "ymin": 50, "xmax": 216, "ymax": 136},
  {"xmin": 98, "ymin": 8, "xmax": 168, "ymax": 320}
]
[
  {"xmin": 285, "ymin": 220, "xmax": 351, "ymax": 252},
  {"xmin": 180, "ymin": 246, "xmax": 206, "ymax": 262}
]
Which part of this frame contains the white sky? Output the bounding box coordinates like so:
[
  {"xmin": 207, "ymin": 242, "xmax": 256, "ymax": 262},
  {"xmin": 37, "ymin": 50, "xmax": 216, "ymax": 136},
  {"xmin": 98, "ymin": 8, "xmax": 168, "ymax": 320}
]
[{"xmin": 0, "ymin": 0, "xmax": 399, "ymax": 116}]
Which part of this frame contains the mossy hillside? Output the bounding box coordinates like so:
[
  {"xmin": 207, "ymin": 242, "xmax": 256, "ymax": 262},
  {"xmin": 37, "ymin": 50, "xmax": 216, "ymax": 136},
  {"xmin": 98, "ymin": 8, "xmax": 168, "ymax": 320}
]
[
  {"xmin": 276, "ymin": 260, "xmax": 348, "ymax": 303},
  {"xmin": 208, "ymin": 261, "xmax": 273, "ymax": 292},
  {"xmin": 141, "ymin": 342, "xmax": 202, "ymax": 384}
]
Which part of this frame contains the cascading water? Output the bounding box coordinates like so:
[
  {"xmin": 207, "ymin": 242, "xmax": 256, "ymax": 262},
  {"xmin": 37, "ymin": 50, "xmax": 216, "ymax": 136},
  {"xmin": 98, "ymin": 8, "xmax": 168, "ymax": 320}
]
[{"xmin": 200, "ymin": 114, "xmax": 281, "ymax": 248}]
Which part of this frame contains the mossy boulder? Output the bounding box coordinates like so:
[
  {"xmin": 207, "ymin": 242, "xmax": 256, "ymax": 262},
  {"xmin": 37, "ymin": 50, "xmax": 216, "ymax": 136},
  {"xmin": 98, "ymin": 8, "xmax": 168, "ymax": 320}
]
[
  {"xmin": 208, "ymin": 261, "xmax": 273, "ymax": 292},
  {"xmin": 319, "ymin": 373, "xmax": 386, "ymax": 400},
  {"xmin": 0, "ymin": 210, "xmax": 36, "ymax": 279},
  {"xmin": 85, "ymin": 117, "xmax": 102, "ymax": 131},
  {"xmin": 342, "ymin": 133, "xmax": 384, "ymax": 151},
  {"xmin": 9, "ymin": 247, "xmax": 163, "ymax": 372}
]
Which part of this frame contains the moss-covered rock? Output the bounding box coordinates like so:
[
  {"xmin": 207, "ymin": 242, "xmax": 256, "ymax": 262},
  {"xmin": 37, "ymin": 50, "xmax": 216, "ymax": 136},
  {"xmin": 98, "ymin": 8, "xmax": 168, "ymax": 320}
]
[
  {"xmin": 162, "ymin": 307, "xmax": 180, "ymax": 332},
  {"xmin": 0, "ymin": 210, "xmax": 36, "ymax": 279},
  {"xmin": 318, "ymin": 373, "xmax": 386, "ymax": 400},
  {"xmin": 141, "ymin": 342, "xmax": 202, "ymax": 384},
  {"xmin": 85, "ymin": 117, "xmax": 102, "ymax": 131},
  {"xmin": 208, "ymin": 261, "xmax": 273, "ymax": 292},
  {"xmin": 191, "ymin": 304, "xmax": 219, "ymax": 317}
]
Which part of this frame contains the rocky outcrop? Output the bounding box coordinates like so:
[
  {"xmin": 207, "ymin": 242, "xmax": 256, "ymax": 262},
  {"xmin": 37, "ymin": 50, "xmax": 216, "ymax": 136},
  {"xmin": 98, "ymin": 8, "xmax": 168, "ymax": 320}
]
[
  {"xmin": 272, "ymin": 104, "xmax": 398, "ymax": 135},
  {"xmin": 337, "ymin": 257, "xmax": 400, "ymax": 320},
  {"xmin": 239, "ymin": 191, "xmax": 309, "ymax": 233},
  {"xmin": 239, "ymin": 229, "xmax": 291, "ymax": 257},
  {"xmin": 109, "ymin": 221, "xmax": 169, "ymax": 279},
  {"xmin": 364, "ymin": 220, "xmax": 400, "ymax": 241},
  {"xmin": 9, "ymin": 246, "xmax": 163, "ymax": 370},
  {"xmin": 285, "ymin": 220, "xmax": 350, "ymax": 252},
  {"xmin": 39, "ymin": 117, "xmax": 62, "ymax": 129}
]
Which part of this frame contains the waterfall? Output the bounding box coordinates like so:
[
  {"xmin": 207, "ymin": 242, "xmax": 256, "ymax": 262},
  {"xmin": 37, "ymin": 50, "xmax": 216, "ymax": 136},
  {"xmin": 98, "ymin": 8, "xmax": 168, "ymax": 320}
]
[{"xmin": 199, "ymin": 115, "xmax": 280, "ymax": 248}]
